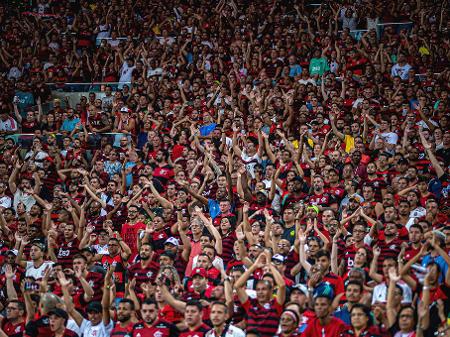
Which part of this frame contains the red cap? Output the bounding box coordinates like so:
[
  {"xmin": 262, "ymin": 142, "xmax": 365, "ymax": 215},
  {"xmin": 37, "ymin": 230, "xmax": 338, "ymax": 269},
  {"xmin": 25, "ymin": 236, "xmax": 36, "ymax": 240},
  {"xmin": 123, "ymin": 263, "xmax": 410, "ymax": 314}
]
[{"xmin": 192, "ymin": 268, "xmax": 207, "ymax": 278}]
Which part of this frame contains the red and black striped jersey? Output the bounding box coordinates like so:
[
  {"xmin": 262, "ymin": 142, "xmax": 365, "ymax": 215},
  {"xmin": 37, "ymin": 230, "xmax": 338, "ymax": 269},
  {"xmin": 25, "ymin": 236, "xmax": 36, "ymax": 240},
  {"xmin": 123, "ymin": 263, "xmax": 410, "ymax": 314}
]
[
  {"xmin": 220, "ymin": 231, "xmax": 236, "ymax": 266},
  {"xmin": 56, "ymin": 238, "xmax": 80, "ymax": 269},
  {"xmin": 242, "ymin": 298, "xmax": 283, "ymax": 337},
  {"xmin": 82, "ymin": 271, "xmax": 104, "ymax": 302},
  {"xmin": 128, "ymin": 260, "xmax": 160, "ymax": 290}
]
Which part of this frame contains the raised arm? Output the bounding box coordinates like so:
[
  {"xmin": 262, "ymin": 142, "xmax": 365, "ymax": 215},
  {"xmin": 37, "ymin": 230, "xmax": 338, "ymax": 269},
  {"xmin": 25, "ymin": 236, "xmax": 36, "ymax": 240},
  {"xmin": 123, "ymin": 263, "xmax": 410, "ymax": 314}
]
[
  {"xmin": 8, "ymin": 159, "xmax": 22, "ymax": 194},
  {"xmin": 419, "ymin": 129, "xmax": 444, "ymax": 178},
  {"xmin": 234, "ymin": 253, "xmax": 266, "ymax": 303},
  {"xmin": 368, "ymin": 246, "xmax": 383, "ymax": 283},
  {"xmin": 298, "ymin": 229, "xmax": 312, "ymax": 273},
  {"xmin": 159, "ymin": 282, "xmax": 187, "ymax": 313},
  {"xmin": 102, "ymin": 266, "xmax": 114, "ymax": 325},
  {"xmin": 58, "ymin": 270, "xmax": 84, "ymax": 327},
  {"xmin": 386, "ymin": 267, "xmax": 401, "ymax": 328},
  {"xmin": 194, "ymin": 207, "xmax": 223, "ymax": 255},
  {"xmin": 268, "ymin": 257, "xmax": 286, "ymax": 305},
  {"xmin": 146, "ymin": 182, "xmax": 174, "ymax": 209},
  {"xmin": 328, "ymin": 114, "xmax": 345, "ymax": 140}
]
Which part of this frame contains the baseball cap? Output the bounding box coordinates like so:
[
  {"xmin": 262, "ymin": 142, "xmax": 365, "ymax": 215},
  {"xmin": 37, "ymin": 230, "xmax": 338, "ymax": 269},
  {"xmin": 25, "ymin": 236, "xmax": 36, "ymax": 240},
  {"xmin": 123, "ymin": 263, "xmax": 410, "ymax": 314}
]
[
  {"xmin": 86, "ymin": 301, "xmax": 102, "ymax": 313},
  {"xmin": 192, "ymin": 268, "xmax": 207, "ymax": 278},
  {"xmin": 313, "ymin": 282, "xmax": 335, "ymax": 300},
  {"xmin": 164, "ymin": 237, "xmax": 180, "ymax": 246},
  {"xmin": 6, "ymin": 249, "xmax": 18, "ymax": 256},
  {"xmin": 306, "ymin": 205, "xmax": 319, "ymax": 214},
  {"xmin": 291, "ymin": 283, "xmax": 308, "ymax": 295},
  {"xmin": 48, "ymin": 308, "xmax": 69, "ymax": 321},
  {"xmin": 160, "ymin": 251, "xmax": 176, "ymax": 260},
  {"xmin": 272, "ymin": 254, "xmax": 286, "ymax": 264},
  {"xmin": 120, "ymin": 107, "xmax": 129, "ymax": 113},
  {"xmin": 31, "ymin": 240, "xmax": 46, "ymax": 252}
]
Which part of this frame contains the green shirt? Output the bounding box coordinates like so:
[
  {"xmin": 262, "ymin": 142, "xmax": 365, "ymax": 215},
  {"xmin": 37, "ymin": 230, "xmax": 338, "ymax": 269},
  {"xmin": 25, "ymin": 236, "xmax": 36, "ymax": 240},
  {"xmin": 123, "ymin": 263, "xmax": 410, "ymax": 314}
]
[{"xmin": 309, "ymin": 57, "xmax": 330, "ymax": 76}]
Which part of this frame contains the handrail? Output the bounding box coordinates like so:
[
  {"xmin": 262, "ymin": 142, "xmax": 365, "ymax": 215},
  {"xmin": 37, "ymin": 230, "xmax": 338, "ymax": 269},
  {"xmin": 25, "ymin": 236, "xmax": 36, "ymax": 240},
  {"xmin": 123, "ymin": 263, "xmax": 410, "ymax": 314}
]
[{"xmin": 45, "ymin": 82, "xmax": 131, "ymax": 86}]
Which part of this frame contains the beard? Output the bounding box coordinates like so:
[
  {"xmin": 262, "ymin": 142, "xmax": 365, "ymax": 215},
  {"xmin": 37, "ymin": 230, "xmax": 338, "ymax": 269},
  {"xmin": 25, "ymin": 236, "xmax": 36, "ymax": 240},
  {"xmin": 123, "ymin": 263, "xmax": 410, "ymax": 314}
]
[{"xmin": 118, "ymin": 315, "xmax": 131, "ymax": 323}]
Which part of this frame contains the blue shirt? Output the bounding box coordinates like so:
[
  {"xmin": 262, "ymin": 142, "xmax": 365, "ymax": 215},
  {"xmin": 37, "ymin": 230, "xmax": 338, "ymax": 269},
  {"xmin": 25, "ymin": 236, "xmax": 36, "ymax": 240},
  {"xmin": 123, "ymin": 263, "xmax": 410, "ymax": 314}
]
[
  {"xmin": 289, "ymin": 64, "xmax": 303, "ymax": 77},
  {"xmin": 15, "ymin": 90, "xmax": 35, "ymax": 115},
  {"xmin": 61, "ymin": 117, "xmax": 81, "ymax": 132},
  {"xmin": 199, "ymin": 123, "xmax": 217, "ymax": 137},
  {"xmin": 421, "ymin": 254, "xmax": 448, "ymax": 284},
  {"xmin": 334, "ymin": 306, "xmax": 351, "ymax": 325},
  {"xmin": 208, "ymin": 199, "xmax": 220, "ymax": 220}
]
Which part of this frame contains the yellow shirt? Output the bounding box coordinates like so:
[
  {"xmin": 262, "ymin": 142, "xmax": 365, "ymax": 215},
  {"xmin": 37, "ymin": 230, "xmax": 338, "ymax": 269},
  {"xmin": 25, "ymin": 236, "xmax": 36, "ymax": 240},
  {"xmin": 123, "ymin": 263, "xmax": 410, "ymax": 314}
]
[{"xmin": 344, "ymin": 134, "xmax": 355, "ymax": 153}]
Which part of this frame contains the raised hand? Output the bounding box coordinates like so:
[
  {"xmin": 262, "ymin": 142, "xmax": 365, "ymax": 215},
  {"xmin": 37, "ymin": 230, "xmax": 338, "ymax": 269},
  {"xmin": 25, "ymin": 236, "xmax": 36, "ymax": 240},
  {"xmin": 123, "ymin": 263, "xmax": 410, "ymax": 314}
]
[
  {"xmin": 236, "ymin": 226, "xmax": 245, "ymax": 241},
  {"xmin": 388, "ymin": 267, "xmax": 401, "ymax": 282},
  {"xmin": 373, "ymin": 246, "xmax": 381, "ymax": 258},
  {"xmin": 298, "ymin": 229, "xmax": 307, "ymax": 244},
  {"xmin": 57, "ymin": 271, "xmax": 71, "ymax": 288},
  {"xmin": 5, "ymin": 264, "xmax": 16, "ymax": 279},
  {"xmin": 253, "ymin": 252, "xmax": 267, "ymax": 269}
]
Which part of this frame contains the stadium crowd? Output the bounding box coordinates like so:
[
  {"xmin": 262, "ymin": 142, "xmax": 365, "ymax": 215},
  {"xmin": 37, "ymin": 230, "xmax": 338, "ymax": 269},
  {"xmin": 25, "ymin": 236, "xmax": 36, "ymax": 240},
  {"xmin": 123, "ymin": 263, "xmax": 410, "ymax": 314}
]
[{"xmin": 0, "ymin": 0, "xmax": 449, "ymax": 336}]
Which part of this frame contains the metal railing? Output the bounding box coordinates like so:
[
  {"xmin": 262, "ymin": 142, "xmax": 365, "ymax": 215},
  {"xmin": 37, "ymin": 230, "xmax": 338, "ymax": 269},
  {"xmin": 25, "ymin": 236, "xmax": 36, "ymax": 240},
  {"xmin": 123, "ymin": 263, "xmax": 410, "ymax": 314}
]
[
  {"xmin": 7, "ymin": 132, "xmax": 132, "ymax": 149},
  {"xmin": 46, "ymin": 82, "xmax": 131, "ymax": 92},
  {"xmin": 96, "ymin": 37, "xmax": 129, "ymax": 46}
]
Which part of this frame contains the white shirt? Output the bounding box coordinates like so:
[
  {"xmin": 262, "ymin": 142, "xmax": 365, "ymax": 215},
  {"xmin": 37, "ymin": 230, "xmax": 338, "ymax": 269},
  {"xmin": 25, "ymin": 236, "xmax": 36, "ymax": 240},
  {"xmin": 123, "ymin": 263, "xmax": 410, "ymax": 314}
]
[
  {"xmin": 79, "ymin": 319, "xmax": 114, "ymax": 337},
  {"xmin": 8, "ymin": 67, "xmax": 22, "ymax": 80},
  {"xmin": 0, "ymin": 117, "xmax": 18, "ymax": 131},
  {"xmin": 119, "ymin": 62, "xmax": 135, "ymax": 83},
  {"xmin": 92, "ymin": 244, "xmax": 109, "ymax": 255},
  {"xmin": 0, "ymin": 195, "xmax": 12, "ymax": 209},
  {"xmin": 193, "ymin": 255, "xmax": 224, "ymax": 271},
  {"xmin": 157, "ymin": 36, "xmax": 175, "ymax": 45},
  {"xmin": 376, "ymin": 131, "xmax": 398, "ymax": 145},
  {"xmin": 372, "ymin": 281, "xmax": 412, "ymax": 305},
  {"xmin": 205, "ymin": 324, "xmax": 245, "ymax": 337},
  {"xmin": 391, "ymin": 63, "xmax": 412, "ymax": 80},
  {"xmin": 241, "ymin": 151, "xmax": 262, "ymax": 179},
  {"xmin": 13, "ymin": 189, "xmax": 36, "ymax": 212},
  {"xmin": 25, "ymin": 150, "xmax": 49, "ymax": 168},
  {"xmin": 25, "ymin": 261, "xmax": 54, "ymax": 279}
]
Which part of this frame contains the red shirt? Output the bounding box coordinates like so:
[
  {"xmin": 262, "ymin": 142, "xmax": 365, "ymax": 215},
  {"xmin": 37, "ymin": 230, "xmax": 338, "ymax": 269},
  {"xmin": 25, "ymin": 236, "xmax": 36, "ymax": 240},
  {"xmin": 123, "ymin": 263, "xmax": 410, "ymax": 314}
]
[
  {"xmin": 323, "ymin": 272, "xmax": 345, "ymax": 295},
  {"xmin": 2, "ymin": 319, "xmax": 25, "ymax": 337},
  {"xmin": 121, "ymin": 221, "xmax": 146, "ymax": 256},
  {"xmin": 178, "ymin": 323, "xmax": 211, "ymax": 337},
  {"xmin": 302, "ymin": 317, "xmax": 347, "ymax": 337}
]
